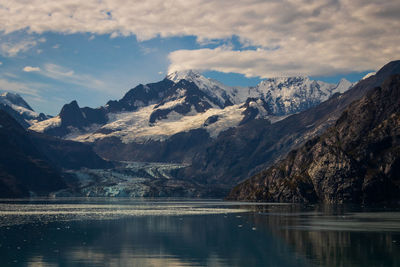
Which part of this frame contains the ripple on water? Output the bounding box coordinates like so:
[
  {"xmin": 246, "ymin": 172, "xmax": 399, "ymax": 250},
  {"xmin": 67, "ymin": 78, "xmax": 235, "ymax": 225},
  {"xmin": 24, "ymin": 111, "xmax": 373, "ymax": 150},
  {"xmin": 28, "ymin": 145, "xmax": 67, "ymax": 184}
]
[{"xmin": 0, "ymin": 200, "xmax": 250, "ymax": 227}]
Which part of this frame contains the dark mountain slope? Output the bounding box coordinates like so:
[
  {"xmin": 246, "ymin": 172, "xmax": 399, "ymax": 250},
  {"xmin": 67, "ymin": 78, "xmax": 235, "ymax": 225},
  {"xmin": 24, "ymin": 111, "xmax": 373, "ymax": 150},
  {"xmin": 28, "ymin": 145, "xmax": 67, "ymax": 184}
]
[
  {"xmin": 183, "ymin": 60, "xmax": 400, "ymax": 186},
  {"xmin": 227, "ymin": 74, "xmax": 400, "ymax": 203},
  {"xmin": 0, "ymin": 103, "xmax": 31, "ymax": 128},
  {"xmin": 93, "ymin": 128, "xmax": 213, "ymax": 163},
  {"xmin": 29, "ymin": 131, "xmax": 113, "ymax": 170},
  {"xmin": 0, "ymin": 110, "xmax": 66, "ymax": 197}
]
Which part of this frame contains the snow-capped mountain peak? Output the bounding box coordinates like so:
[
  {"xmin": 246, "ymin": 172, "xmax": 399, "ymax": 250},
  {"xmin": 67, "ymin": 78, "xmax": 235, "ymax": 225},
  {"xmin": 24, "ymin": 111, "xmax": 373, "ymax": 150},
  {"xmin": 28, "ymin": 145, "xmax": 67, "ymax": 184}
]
[
  {"xmin": 29, "ymin": 72, "xmax": 354, "ymax": 143},
  {"xmin": 0, "ymin": 91, "xmax": 50, "ymax": 127},
  {"xmin": 166, "ymin": 70, "xmax": 203, "ymax": 83},
  {"xmin": 0, "ymin": 92, "xmax": 33, "ymax": 111},
  {"xmin": 253, "ymin": 76, "xmax": 353, "ymax": 115},
  {"xmin": 334, "ymin": 78, "xmax": 353, "ymax": 94},
  {"xmin": 265, "ymin": 76, "xmax": 309, "ymax": 85},
  {"xmin": 166, "ymin": 70, "xmax": 246, "ymax": 107}
]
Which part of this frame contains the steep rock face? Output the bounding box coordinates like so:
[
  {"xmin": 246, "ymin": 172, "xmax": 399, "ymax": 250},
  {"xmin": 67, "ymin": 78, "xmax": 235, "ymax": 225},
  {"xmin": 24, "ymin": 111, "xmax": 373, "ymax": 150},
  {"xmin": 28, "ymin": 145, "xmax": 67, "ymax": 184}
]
[
  {"xmin": 227, "ymin": 74, "xmax": 400, "ymax": 203},
  {"xmin": 183, "ymin": 60, "xmax": 400, "ymax": 186},
  {"xmin": 106, "ymin": 79, "xmax": 175, "ymax": 112},
  {"xmin": 0, "ymin": 110, "xmax": 66, "ymax": 197},
  {"xmin": 59, "ymin": 100, "xmax": 88, "ymax": 128}
]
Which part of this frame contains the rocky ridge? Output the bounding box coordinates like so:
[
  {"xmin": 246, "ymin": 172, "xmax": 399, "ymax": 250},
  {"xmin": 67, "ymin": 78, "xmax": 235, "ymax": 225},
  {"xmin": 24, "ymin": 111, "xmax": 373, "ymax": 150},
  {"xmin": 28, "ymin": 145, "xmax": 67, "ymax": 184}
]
[
  {"xmin": 184, "ymin": 60, "xmax": 400, "ymax": 186},
  {"xmin": 227, "ymin": 74, "xmax": 400, "ymax": 203}
]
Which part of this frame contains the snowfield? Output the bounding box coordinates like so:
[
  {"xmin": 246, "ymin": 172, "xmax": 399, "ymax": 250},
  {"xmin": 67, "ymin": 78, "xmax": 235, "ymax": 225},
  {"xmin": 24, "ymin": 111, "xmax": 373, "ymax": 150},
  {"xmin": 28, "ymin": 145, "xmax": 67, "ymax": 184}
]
[
  {"xmin": 29, "ymin": 116, "xmax": 61, "ymax": 132},
  {"xmin": 65, "ymin": 103, "xmax": 260, "ymax": 143}
]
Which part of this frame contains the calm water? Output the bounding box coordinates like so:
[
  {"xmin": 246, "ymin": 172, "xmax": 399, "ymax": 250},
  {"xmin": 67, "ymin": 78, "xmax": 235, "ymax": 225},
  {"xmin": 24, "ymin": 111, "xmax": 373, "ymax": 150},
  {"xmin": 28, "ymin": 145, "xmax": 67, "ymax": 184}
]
[{"xmin": 0, "ymin": 199, "xmax": 399, "ymax": 267}]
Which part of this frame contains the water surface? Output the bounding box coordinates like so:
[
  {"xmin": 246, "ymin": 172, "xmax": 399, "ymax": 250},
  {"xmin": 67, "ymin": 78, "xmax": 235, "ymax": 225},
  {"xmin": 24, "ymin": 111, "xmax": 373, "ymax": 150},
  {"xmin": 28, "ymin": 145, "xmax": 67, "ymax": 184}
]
[{"xmin": 0, "ymin": 198, "xmax": 399, "ymax": 266}]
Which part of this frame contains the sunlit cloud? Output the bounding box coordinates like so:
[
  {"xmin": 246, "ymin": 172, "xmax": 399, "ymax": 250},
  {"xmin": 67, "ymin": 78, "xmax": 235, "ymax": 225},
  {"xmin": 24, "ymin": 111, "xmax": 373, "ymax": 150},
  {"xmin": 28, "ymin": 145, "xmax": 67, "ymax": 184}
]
[{"xmin": 23, "ymin": 66, "xmax": 41, "ymax": 72}]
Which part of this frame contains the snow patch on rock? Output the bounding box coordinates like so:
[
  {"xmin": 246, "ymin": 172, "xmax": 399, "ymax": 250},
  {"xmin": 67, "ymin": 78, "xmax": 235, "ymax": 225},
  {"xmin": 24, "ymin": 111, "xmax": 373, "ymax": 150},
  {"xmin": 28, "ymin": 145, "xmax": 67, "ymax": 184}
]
[{"xmin": 29, "ymin": 116, "xmax": 61, "ymax": 132}]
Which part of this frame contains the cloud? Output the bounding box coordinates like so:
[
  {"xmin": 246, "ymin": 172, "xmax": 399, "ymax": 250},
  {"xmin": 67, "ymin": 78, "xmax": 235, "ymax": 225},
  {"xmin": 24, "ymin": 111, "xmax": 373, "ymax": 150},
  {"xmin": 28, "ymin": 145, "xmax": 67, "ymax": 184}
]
[
  {"xmin": 23, "ymin": 66, "xmax": 41, "ymax": 72},
  {"xmin": 38, "ymin": 63, "xmax": 108, "ymax": 92},
  {"xmin": 0, "ymin": 62, "xmax": 2, "ymax": 66},
  {"xmin": 0, "ymin": 37, "xmax": 41, "ymax": 57},
  {"xmin": 168, "ymin": 45, "xmax": 392, "ymax": 78},
  {"xmin": 0, "ymin": 74, "xmax": 61, "ymax": 114},
  {"xmin": 0, "ymin": 0, "xmax": 399, "ymax": 75},
  {"xmin": 52, "ymin": 44, "xmax": 60, "ymax": 49},
  {"xmin": 0, "ymin": 77, "xmax": 39, "ymax": 96}
]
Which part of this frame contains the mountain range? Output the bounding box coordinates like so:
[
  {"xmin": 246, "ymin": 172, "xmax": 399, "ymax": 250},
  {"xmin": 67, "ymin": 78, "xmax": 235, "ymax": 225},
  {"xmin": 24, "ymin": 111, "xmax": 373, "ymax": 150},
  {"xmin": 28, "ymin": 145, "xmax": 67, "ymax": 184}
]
[
  {"xmin": 1, "ymin": 60, "xmax": 399, "ymax": 201},
  {"xmin": 29, "ymin": 71, "xmax": 352, "ymax": 140},
  {"xmin": 227, "ymin": 72, "xmax": 400, "ymax": 203}
]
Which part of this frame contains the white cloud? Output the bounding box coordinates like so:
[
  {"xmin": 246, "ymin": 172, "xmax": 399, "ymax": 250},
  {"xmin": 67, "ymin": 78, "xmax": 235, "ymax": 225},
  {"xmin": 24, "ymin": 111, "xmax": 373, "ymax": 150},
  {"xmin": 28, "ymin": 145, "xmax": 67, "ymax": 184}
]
[
  {"xmin": 23, "ymin": 66, "xmax": 41, "ymax": 72},
  {"xmin": 168, "ymin": 44, "xmax": 393, "ymax": 78},
  {"xmin": 0, "ymin": 77, "xmax": 39, "ymax": 96},
  {"xmin": 38, "ymin": 63, "xmax": 108, "ymax": 92},
  {"xmin": 0, "ymin": 0, "xmax": 398, "ymax": 75},
  {"xmin": 0, "ymin": 37, "xmax": 41, "ymax": 57},
  {"xmin": 0, "ymin": 74, "xmax": 60, "ymax": 114},
  {"xmin": 0, "ymin": 62, "xmax": 2, "ymax": 66},
  {"xmin": 52, "ymin": 44, "xmax": 60, "ymax": 49}
]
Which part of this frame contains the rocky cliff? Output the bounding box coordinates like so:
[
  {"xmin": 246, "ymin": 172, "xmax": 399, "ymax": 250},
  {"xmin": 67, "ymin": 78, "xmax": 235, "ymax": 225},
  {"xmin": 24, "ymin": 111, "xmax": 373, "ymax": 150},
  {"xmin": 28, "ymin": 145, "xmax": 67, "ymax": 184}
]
[
  {"xmin": 184, "ymin": 61, "xmax": 400, "ymax": 185},
  {"xmin": 227, "ymin": 74, "xmax": 400, "ymax": 203}
]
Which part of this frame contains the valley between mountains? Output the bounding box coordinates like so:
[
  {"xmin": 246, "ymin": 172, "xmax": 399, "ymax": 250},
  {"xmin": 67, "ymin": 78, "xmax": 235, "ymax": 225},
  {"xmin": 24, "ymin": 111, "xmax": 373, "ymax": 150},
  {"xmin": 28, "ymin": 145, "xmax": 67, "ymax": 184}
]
[{"xmin": 1, "ymin": 61, "xmax": 400, "ymax": 203}]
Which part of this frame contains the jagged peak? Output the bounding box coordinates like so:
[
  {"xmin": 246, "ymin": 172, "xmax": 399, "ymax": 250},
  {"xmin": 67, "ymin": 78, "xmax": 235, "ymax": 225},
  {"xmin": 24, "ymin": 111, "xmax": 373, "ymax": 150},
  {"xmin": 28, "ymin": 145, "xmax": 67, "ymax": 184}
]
[
  {"xmin": 337, "ymin": 78, "xmax": 352, "ymax": 85},
  {"xmin": 259, "ymin": 76, "xmax": 309, "ymax": 85},
  {"xmin": 0, "ymin": 91, "xmax": 33, "ymax": 111},
  {"xmin": 256, "ymin": 76, "xmax": 311, "ymax": 90},
  {"xmin": 59, "ymin": 100, "xmax": 81, "ymax": 115},
  {"xmin": 166, "ymin": 70, "xmax": 203, "ymax": 83},
  {"xmin": 1, "ymin": 92, "xmax": 25, "ymax": 102},
  {"xmin": 1, "ymin": 91, "xmax": 20, "ymax": 98}
]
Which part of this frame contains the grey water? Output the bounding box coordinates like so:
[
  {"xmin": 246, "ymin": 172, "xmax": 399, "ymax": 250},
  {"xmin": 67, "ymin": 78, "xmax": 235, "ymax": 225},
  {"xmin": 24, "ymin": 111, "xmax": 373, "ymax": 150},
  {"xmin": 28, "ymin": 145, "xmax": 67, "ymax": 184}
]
[{"xmin": 0, "ymin": 199, "xmax": 399, "ymax": 267}]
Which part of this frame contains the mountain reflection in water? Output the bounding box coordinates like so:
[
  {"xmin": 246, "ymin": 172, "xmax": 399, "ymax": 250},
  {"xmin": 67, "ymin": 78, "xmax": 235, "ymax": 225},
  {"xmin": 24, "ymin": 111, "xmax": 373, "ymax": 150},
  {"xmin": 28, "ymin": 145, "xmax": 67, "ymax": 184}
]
[{"xmin": 0, "ymin": 199, "xmax": 398, "ymax": 267}]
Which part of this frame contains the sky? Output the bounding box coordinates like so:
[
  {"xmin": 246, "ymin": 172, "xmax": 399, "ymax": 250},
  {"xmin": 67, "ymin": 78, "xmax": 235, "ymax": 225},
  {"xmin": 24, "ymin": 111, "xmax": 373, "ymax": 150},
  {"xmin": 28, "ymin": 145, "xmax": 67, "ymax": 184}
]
[{"xmin": 0, "ymin": 0, "xmax": 399, "ymax": 115}]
